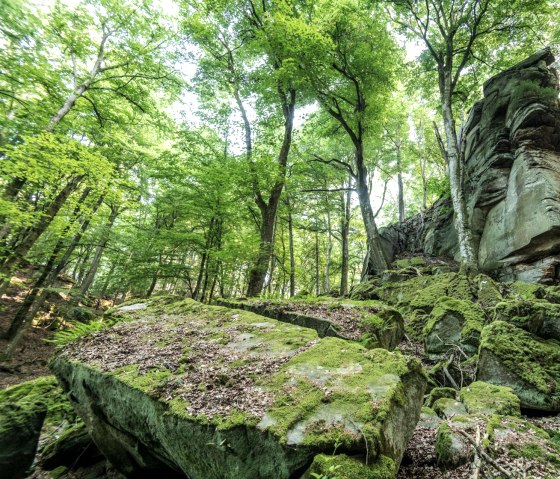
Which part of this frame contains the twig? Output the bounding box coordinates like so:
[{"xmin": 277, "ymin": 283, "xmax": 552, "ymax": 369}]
[
  {"xmin": 457, "ymin": 429, "xmax": 517, "ymax": 479},
  {"xmin": 471, "ymin": 425, "xmax": 482, "ymax": 479}
]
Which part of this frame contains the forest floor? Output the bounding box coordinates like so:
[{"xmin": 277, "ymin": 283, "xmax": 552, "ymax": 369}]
[
  {"xmin": 0, "ymin": 273, "xmax": 55, "ymax": 389},
  {"xmin": 0, "ymin": 270, "xmax": 105, "ymax": 389}
]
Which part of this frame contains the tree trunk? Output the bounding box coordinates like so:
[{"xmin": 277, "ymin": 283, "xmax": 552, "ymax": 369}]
[
  {"xmin": 247, "ymin": 210, "xmax": 276, "ymax": 297},
  {"xmin": 75, "ymin": 205, "xmax": 118, "ymax": 301},
  {"xmin": 325, "ymin": 209, "xmax": 332, "ymax": 293},
  {"xmin": 0, "ymin": 175, "xmax": 85, "ymax": 293},
  {"xmin": 340, "ymin": 183, "xmax": 351, "ymax": 296},
  {"xmin": 355, "ymin": 145, "xmax": 388, "ymax": 278},
  {"xmin": 287, "ymin": 201, "xmax": 295, "ymax": 297},
  {"xmin": 396, "ymin": 144, "xmax": 405, "ymax": 222},
  {"xmin": 246, "ymin": 89, "xmax": 296, "ymax": 297},
  {"xmin": 315, "ymin": 225, "xmax": 320, "ymax": 296},
  {"xmin": 440, "ymin": 74, "xmax": 478, "ymax": 270}
]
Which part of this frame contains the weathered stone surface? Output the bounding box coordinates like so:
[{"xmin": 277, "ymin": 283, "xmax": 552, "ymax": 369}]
[
  {"xmin": 216, "ymin": 297, "xmax": 404, "ymax": 350},
  {"xmin": 381, "ymin": 48, "xmax": 560, "ymax": 284},
  {"xmin": 51, "ymin": 297, "xmax": 426, "ymax": 479},
  {"xmin": 459, "ymin": 381, "xmax": 521, "ymax": 417},
  {"xmin": 477, "ymin": 321, "xmax": 560, "ymax": 411},
  {"xmin": 424, "ymin": 297, "xmax": 485, "ymax": 358}
]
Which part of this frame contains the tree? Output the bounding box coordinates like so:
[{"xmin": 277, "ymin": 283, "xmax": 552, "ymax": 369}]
[{"xmin": 293, "ymin": 0, "xmax": 400, "ymax": 277}]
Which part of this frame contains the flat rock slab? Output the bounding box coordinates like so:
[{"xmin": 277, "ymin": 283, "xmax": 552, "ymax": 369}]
[
  {"xmin": 216, "ymin": 297, "xmax": 404, "ymax": 350},
  {"xmin": 52, "ymin": 297, "xmax": 425, "ymax": 479},
  {"xmin": 117, "ymin": 302, "xmax": 148, "ymax": 311}
]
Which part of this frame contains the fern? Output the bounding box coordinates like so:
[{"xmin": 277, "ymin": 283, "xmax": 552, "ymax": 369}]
[{"xmin": 48, "ymin": 320, "xmax": 107, "ymax": 348}]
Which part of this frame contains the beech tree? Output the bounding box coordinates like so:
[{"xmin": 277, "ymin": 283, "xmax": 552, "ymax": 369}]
[{"xmin": 291, "ymin": 0, "xmax": 400, "ymax": 277}]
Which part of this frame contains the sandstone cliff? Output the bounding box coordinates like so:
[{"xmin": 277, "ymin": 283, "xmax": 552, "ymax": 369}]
[{"xmin": 382, "ymin": 48, "xmax": 560, "ymax": 284}]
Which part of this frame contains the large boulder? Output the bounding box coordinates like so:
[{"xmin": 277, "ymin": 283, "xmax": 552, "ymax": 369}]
[
  {"xmin": 381, "ymin": 48, "xmax": 560, "ymax": 285},
  {"xmin": 423, "ymin": 297, "xmax": 485, "ymax": 358},
  {"xmin": 51, "ymin": 298, "xmax": 426, "ymax": 479},
  {"xmin": 216, "ymin": 297, "xmax": 404, "ymax": 350},
  {"xmin": 477, "ymin": 321, "xmax": 560, "ymax": 411},
  {"xmin": 0, "ymin": 376, "xmax": 75, "ymax": 479}
]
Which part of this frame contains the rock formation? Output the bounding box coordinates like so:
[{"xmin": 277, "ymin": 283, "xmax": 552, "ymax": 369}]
[
  {"xmin": 382, "ymin": 48, "xmax": 560, "ymax": 284},
  {"xmin": 51, "ymin": 297, "xmax": 426, "ymax": 479}
]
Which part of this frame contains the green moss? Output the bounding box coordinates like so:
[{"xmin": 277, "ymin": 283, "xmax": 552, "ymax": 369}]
[
  {"xmin": 480, "ymin": 321, "xmax": 560, "ymax": 396},
  {"xmin": 435, "ymin": 422, "xmax": 454, "ymax": 468},
  {"xmin": 404, "ymin": 310, "xmax": 429, "ymax": 340},
  {"xmin": 432, "ymin": 398, "xmax": 466, "ymax": 418},
  {"xmin": 261, "ymin": 338, "xmax": 423, "ymax": 448},
  {"xmin": 309, "ymin": 454, "xmax": 396, "ymax": 479},
  {"xmin": 459, "ymin": 381, "xmax": 521, "ymax": 416},
  {"xmin": 425, "ymin": 387, "xmax": 456, "ymax": 408},
  {"xmin": 424, "ymin": 297, "xmax": 485, "ymax": 341},
  {"xmin": 49, "ymin": 466, "xmax": 69, "ymax": 478},
  {"xmin": 475, "ymin": 275, "xmax": 503, "ymax": 307},
  {"xmin": 113, "ymin": 364, "xmax": 173, "ymax": 395},
  {"xmin": 0, "ymin": 376, "xmax": 75, "ymax": 430},
  {"xmin": 508, "ymin": 281, "xmax": 546, "ymax": 301}
]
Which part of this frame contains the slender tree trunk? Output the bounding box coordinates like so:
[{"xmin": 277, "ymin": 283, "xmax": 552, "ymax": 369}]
[
  {"xmin": 396, "ymin": 144, "xmax": 405, "ymax": 222},
  {"xmin": 314, "ymin": 225, "xmax": 320, "ymax": 296},
  {"xmin": 0, "ymin": 175, "xmax": 85, "ymax": 293},
  {"xmin": 285, "ymin": 196, "xmax": 296, "ymax": 297},
  {"xmin": 75, "ymin": 205, "xmax": 118, "ymax": 301},
  {"xmin": 325, "ymin": 209, "xmax": 332, "ymax": 293},
  {"xmin": 146, "ymin": 269, "xmax": 159, "ymax": 298},
  {"xmin": 440, "ymin": 73, "xmax": 478, "ymax": 270},
  {"xmin": 340, "ymin": 183, "xmax": 351, "ymax": 296}
]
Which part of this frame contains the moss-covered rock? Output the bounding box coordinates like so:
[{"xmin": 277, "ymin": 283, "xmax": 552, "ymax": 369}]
[
  {"xmin": 376, "ymin": 272, "xmax": 500, "ymax": 315},
  {"xmin": 51, "ymin": 298, "xmax": 426, "ymax": 479},
  {"xmin": 424, "ymin": 387, "xmax": 456, "ymax": 408},
  {"xmin": 0, "ymin": 376, "xmax": 75, "ymax": 479},
  {"xmin": 216, "ymin": 297, "xmax": 404, "ymax": 350},
  {"xmin": 477, "ymin": 321, "xmax": 560, "ymax": 411},
  {"xmin": 432, "ymin": 398, "xmax": 467, "ymax": 419},
  {"xmin": 423, "ymin": 297, "xmax": 485, "ymax": 358},
  {"xmin": 459, "ymin": 381, "xmax": 521, "ymax": 416},
  {"xmin": 435, "ymin": 422, "xmax": 471, "ymax": 469},
  {"xmin": 349, "ymin": 280, "xmax": 380, "ymax": 300},
  {"xmin": 305, "ymin": 453, "xmax": 396, "ymax": 479}
]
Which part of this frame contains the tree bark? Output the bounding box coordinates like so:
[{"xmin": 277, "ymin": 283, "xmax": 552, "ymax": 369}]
[
  {"xmin": 246, "ymin": 89, "xmax": 296, "ymax": 297},
  {"xmin": 287, "ymin": 198, "xmax": 296, "ymax": 297},
  {"xmin": 440, "ymin": 71, "xmax": 478, "ymax": 271},
  {"xmin": 314, "ymin": 224, "xmax": 320, "ymax": 296},
  {"xmin": 355, "ymin": 144, "xmax": 389, "ymax": 278},
  {"xmin": 396, "ymin": 143, "xmax": 405, "ymax": 222},
  {"xmin": 325, "ymin": 208, "xmax": 332, "ymax": 293},
  {"xmin": 340, "ymin": 182, "xmax": 351, "ymax": 296},
  {"xmin": 74, "ymin": 204, "xmax": 119, "ymax": 301}
]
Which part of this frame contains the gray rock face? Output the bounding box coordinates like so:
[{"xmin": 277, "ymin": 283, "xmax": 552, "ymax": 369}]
[{"xmin": 382, "ymin": 48, "xmax": 560, "ymax": 284}]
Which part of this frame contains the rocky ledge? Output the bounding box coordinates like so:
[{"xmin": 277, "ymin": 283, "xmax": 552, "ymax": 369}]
[{"xmin": 51, "ymin": 297, "xmax": 426, "ymax": 479}]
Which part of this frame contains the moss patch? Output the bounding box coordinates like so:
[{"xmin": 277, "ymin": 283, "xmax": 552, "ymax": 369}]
[
  {"xmin": 479, "ymin": 321, "xmax": 560, "ymax": 397},
  {"xmin": 459, "ymin": 381, "xmax": 520, "ymax": 417},
  {"xmin": 308, "ymin": 453, "xmax": 396, "ymax": 479}
]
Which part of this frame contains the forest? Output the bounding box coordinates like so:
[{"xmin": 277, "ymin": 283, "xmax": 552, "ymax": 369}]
[{"xmin": 1, "ymin": 0, "xmax": 560, "ymax": 478}]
